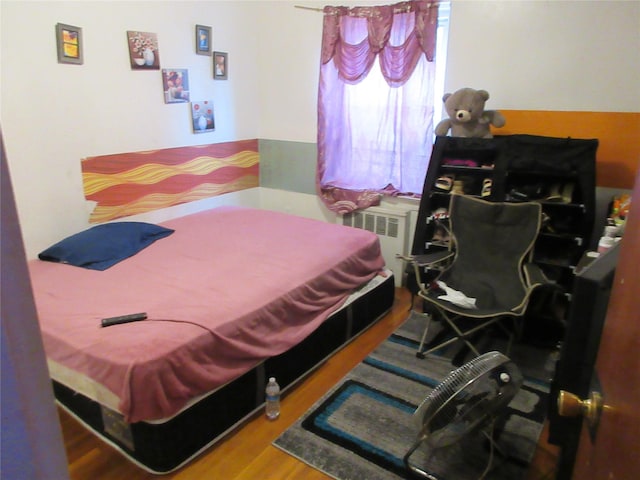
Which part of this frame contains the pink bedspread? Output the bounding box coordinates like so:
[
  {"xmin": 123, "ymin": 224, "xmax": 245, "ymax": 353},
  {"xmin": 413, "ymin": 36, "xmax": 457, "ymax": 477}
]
[{"xmin": 29, "ymin": 207, "xmax": 385, "ymax": 422}]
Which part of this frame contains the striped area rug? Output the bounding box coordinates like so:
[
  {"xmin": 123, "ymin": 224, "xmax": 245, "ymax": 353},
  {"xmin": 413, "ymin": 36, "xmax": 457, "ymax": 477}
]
[{"xmin": 274, "ymin": 311, "xmax": 553, "ymax": 480}]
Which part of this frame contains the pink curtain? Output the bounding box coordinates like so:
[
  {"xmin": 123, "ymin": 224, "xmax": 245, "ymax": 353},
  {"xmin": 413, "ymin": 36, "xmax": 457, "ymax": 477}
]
[{"xmin": 317, "ymin": 1, "xmax": 439, "ymax": 214}]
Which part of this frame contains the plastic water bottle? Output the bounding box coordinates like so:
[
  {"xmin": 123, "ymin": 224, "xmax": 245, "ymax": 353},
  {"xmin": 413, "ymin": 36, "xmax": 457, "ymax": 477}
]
[
  {"xmin": 265, "ymin": 377, "xmax": 281, "ymax": 420},
  {"xmin": 597, "ymin": 235, "xmax": 614, "ymax": 254}
]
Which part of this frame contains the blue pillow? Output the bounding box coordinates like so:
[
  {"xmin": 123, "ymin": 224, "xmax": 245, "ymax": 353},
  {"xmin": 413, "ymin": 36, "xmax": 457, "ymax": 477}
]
[{"xmin": 38, "ymin": 222, "xmax": 175, "ymax": 270}]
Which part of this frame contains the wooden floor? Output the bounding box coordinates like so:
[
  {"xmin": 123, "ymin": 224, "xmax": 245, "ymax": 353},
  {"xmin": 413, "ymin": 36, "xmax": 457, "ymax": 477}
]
[{"xmin": 58, "ymin": 287, "xmax": 559, "ymax": 479}]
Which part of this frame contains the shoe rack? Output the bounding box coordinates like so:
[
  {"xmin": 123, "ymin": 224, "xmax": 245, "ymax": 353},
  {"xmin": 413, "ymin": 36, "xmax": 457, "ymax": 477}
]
[{"xmin": 410, "ymin": 134, "xmax": 598, "ymax": 321}]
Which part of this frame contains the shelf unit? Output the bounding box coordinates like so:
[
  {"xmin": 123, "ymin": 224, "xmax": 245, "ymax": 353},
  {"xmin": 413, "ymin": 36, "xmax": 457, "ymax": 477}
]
[{"xmin": 410, "ymin": 134, "xmax": 598, "ymax": 336}]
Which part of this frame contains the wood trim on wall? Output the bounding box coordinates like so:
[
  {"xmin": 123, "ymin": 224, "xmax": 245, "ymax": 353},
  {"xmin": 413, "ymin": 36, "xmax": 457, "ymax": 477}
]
[{"xmin": 492, "ymin": 111, "xmax": 640, "ymax": 189}]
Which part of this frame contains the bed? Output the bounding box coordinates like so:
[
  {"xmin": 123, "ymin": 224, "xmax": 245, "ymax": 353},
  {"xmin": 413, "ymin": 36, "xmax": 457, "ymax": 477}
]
[{"xmin": 29, "ymin": 206, "xmax": 395, "ymax": 473}]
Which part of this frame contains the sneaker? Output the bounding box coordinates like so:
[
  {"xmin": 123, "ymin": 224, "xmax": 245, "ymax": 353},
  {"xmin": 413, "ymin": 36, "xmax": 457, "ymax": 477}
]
[
  {"xmin": 452, "ymin": 180, "xmax": 465, "ymax": 194},
  {"xmin": 561, "ymin": 183, "xmax": 574, "ymax": 203},
  {"xmin": 442, "ymin": 158, "xmax": 479, "ymax": 168},
  {"xmin": 431, "ymin": 207, "xmax": 449, "ymax": 220},
  {"xmin": 432, "ymin": 225, "xmax": 451, "ymax": 244},
  {"xmin": 435, "ymin": 175, "xmax": 454, "ymax": 191},
  {"xmin": 481, "ymin": 178, "xmax": 492, "ymax": 197}
]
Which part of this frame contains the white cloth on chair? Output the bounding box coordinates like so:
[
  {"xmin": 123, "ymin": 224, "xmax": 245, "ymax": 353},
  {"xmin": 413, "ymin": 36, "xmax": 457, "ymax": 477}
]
[{"xmin": 436, "ymin": 281, "xmax": 478, "ymax": 309}]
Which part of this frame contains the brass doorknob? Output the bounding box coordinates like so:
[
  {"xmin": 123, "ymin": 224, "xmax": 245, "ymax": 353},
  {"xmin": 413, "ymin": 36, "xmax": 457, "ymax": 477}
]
[{"xmin": 557, "ymin": 390, "xmax": 603, "ymax": 428}]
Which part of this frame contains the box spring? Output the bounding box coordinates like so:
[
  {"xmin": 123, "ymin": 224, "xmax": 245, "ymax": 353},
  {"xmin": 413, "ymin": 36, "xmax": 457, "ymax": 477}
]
[{"xmin": 54, "ymin": 272, "xmax": 395, "ymax": 474}]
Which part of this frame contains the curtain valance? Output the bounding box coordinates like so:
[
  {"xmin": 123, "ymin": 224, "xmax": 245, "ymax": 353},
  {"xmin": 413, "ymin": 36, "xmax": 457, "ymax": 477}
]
[{"xmin": 321, "ymin": 1, "xmax": 439, "ymax": 86}]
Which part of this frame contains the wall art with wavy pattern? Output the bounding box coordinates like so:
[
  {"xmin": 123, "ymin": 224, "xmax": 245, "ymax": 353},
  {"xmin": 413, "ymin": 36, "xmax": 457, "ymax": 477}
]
[{"xmin": 82, "ymin": 139, "xmax": 259, "ymax": 223}]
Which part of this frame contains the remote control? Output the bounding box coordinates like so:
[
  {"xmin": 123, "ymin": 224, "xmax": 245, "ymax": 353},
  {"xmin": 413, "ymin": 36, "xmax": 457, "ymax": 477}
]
[{"xmin": 101, "ymin": 312, "xmax": 147, "ymax": 327}]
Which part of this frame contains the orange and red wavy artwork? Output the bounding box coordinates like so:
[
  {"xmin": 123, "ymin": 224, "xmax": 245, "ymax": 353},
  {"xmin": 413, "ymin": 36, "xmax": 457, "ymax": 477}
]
[{"xmin": 82, "ymin": 139, "xmax": 259, "ymax": 223}]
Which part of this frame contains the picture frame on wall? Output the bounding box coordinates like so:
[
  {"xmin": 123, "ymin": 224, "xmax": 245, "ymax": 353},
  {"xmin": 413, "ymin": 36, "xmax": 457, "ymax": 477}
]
[
  {"xmin": 195, "ymin": 25, "xmax": 212, "ymax": 56},
  {"xmin": 191, "ymin": 100, "xmax": 215, "ymax": 133},
  {"xmin": 56, "ymin": 23, "xmax": 83, "ymax": 65},
  {"xmin": 127, "ymin": 31, "xmax": 160, "ymax": 69},
  {"xmin": 162, "ymin": 69, "xmax": 190, "ymax": 104},
  {"xmin": 213, "ymin": 51, "xmax": 228, "ymax": 80}
]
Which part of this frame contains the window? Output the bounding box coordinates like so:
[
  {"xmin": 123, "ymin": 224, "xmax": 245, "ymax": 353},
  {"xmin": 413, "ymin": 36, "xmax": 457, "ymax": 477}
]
[{"xmin": 317, "ymin": 2, "xmax": 449, "ymax": 213}]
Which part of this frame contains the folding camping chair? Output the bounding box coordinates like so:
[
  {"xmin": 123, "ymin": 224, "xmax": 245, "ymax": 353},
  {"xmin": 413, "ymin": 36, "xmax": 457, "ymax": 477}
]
[{"xmin": 399, "ymin": 194, "xmax": 552, "ymax": 359}]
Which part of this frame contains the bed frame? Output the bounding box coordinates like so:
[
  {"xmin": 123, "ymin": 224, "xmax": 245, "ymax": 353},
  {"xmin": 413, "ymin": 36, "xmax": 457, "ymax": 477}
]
[{"xmin": 54, "ymin": 271, "xmax": 395, "ymax": 473}]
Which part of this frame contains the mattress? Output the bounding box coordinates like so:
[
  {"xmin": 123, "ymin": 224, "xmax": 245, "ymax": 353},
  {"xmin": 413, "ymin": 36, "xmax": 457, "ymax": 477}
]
[
  {"xmin": 29, "ymin": 206, "xmax": 395, "ymax": 472},
  {"xmin": 54, "ymin": 269, "xmax": 394, "ymax": 473}
]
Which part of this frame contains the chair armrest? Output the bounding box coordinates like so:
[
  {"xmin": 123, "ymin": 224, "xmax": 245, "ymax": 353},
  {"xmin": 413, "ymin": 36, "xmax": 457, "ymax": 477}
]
[
  {"xmin": 397, "ymin": 252, "xmax": 455, "ymax": 295},
  {"xmin": 523, "ymin": 262, "xmax": 555, "ymax": 289},
  {"xmin": 397, "ymin": 250, "xmax": 455, "ymax": 268}
]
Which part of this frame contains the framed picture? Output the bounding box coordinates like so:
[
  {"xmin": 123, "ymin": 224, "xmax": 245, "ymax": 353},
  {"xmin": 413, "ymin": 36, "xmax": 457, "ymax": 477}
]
[
  {"xmin": 213, "ymin": 51, "xmax": 228, "ymax": 80},
  {"xmin": 56, "ymin": 23, "xmax": 83, "ymax": 65},
  {"xmin": 162, "ymin": 69, "xmax": 190, "ymax": 104},
  {"xmin": 195, "ymin": 25, "xmax": 212, "ymax": 56},
  {"xmin": 191, "ymin": 100, "xmax": 215, "ymax": 133},
  {"xmin": 127, "ymin": 31, "xmax": 160, "ymax": 69}
]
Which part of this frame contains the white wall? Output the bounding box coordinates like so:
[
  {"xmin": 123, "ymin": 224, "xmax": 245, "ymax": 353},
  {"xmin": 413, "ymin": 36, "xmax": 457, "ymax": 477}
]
[
  {"xmin": 444, "ymin": 0, "xmax": 640, "ymax": 112},
  {"xmin": 256, "ymin": 3, "xmax": 324, "ymax": 143},
  {"xmin": 1, "ymin": 1, "xmax": 638, "ymax": 258},
  {"xmin": 1, "ymin": 0, "xmax": 263, "ymax": 258},
  {"xmin": 256, "ymin": 0, "xmax": 640, "ymax": 146}
]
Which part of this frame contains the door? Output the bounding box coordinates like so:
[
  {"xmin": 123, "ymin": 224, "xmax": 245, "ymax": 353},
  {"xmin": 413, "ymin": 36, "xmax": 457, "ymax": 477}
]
[{"xmin": 567, "ymin": 169, "xmax": 640, "ymax": 479}]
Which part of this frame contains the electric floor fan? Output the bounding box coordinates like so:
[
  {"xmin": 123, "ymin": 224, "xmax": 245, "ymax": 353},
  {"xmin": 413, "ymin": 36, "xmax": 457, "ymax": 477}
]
[{"xmin": 404, "ymin": 351, "xmax": 523, "ymax": 479}]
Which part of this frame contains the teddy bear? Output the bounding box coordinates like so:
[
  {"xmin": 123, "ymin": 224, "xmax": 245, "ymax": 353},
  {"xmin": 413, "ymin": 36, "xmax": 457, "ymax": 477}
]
[{"xmin": 434, "ymin": 88, "xmax": 505, "ymax": 138}]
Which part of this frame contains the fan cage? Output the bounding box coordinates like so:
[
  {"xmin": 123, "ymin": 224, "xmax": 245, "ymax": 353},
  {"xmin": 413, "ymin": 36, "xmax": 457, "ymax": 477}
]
[{"xmin": 414, "ymin": 351, "xmax": 523, "ymax": 449}]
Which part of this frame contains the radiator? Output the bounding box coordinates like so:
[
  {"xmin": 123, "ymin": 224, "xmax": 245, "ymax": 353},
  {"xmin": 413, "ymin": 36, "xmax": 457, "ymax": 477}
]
[{"xmin": 337, "ymin": 204, "xmax": 417, "ymax": 287}]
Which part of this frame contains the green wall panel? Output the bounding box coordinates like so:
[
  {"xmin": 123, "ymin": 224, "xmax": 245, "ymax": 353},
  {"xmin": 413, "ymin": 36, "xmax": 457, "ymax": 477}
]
[{"xmin": 259, "ymin": 139, "xmax": 317, "ymax": 195}]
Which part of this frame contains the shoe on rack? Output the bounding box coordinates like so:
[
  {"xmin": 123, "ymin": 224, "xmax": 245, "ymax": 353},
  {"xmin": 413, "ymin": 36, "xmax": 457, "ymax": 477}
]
[
  {"xmin": 507, "ymin": 189, "xmax": 529, "ymax": 202},
  {"xmin": 481, "ymin": 178, "xmax": 492, "ymax": 197},
  {"xmin": 432, "ymin": 225, "xmax": 451, "ymax": 244},
  {"xmin": 545, "ymin": 182, "xmax": 575, "ymax": 203},
  {"xmin": 545, "ymin": 183, "xmax": 563, "ymax": 202},
  {"xmin": 452, "ymin": 180, "xmax": 465, "ymax": 195},
  {"xmin": 434, "ymin": 175, "xmax": 454, "ymax": 192},
  {"xmin": 431, "ymin": 207, "xmax": 449, "ymax": 220},
  {"xmin": 541, "ymin": 212, "xmax": 555, "ymax": 233},
  {"xmin": 442, "ymin": 158, "xmax": 479, "ymax": 168},
  {"xmin": 561, "ymin": 183, "xmax": 574, "ymax": 203}
]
